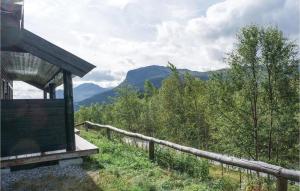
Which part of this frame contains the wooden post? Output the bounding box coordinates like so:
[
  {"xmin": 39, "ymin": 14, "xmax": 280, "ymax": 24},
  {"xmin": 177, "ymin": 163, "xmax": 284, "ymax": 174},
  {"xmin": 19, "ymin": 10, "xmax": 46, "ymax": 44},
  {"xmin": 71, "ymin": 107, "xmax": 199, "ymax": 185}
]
[
  {"xmin": 49, "ymin": 83, "xmax": 56, "ymax": 99},
  {"xmin": 43, "ymin": 90, "xmax": 47, "ymax": 99},
  {"xmin": 63, "ymin": 70, "xmax": 75, "ymax": 151},
  {"xmin": 149, "ymin": 141, "xmax": 155, "ymax": 161},
  {"xmin": 239, "ymin": 168, "xmax": 242, "ymax": 189},
  {"xmin": 276, "ymin": 177, "xmax": 287, "ymax": 191},
  {"xmin": 107, "ymin": 129, "xmax": 111, "ymax": 140},
  {"xmin": 85, "ymin": 121, "xmax": 300, "ymax": 184},
  {"xmin": 84, "ymin": 123, "xmax": 89, "ymax": 131}
]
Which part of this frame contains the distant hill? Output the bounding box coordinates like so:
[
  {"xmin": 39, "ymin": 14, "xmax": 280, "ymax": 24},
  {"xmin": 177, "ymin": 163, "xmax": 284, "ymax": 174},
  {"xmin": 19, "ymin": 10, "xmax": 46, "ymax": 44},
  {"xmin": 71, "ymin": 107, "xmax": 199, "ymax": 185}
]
[
  {"xmin": 56, "ymin": 83, "xmax": 109, "ymax": 103},
  {"xmin": 78, "ymin": 65, "xmax": 215, "ymax": 107}
]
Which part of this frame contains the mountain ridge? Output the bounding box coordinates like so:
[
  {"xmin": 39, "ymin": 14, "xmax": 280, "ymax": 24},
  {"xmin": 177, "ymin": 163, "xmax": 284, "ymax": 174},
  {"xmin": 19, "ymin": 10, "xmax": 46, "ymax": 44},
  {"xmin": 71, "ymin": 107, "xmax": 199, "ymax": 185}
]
[
  {"xmin": 78, "ymin": 65, "xmax": 223, "ymax": 107},
  {"xmin": 56, "ymin": 83, "xmax": 109, "ymax": 103}
]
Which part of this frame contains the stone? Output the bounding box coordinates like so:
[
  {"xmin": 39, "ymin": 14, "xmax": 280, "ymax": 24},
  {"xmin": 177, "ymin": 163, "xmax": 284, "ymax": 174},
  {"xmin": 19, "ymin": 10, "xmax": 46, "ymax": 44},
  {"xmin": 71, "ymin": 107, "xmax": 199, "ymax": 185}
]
[{"xmin": 59, "ymin": 158, "xmax": 83, "ymax": 167}]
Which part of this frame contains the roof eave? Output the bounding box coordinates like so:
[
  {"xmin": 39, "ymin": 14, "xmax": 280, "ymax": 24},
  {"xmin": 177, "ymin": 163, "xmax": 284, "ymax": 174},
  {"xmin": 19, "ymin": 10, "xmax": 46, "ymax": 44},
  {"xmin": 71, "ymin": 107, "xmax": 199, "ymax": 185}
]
[{"xmin": 19, "ymin": 29, "xmax": 96, "ymax": 77}]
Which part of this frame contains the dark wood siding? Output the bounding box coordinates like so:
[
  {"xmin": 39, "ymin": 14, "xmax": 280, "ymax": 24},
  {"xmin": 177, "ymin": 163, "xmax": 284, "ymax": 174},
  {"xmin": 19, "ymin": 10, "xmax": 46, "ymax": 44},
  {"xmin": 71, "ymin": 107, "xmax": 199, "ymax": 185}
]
[{"xmin": 1, "ymin": 99, "xmax": 66, "ymax": 157}]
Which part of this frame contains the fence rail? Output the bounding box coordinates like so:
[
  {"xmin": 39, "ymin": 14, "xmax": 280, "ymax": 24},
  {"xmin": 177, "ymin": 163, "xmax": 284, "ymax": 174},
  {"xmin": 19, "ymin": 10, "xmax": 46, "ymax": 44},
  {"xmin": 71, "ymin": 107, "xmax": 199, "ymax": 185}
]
[{"xmin": 76, "ymin": 121, "xmax": 300, "ymax": 191}]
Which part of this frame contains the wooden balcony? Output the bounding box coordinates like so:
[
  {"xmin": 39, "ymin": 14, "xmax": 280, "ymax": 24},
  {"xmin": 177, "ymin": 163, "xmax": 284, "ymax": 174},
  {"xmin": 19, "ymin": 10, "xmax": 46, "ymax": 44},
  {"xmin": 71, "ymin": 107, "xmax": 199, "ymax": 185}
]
[{"xmin": 1, "ymin": 134, "xmax": 98, "ymax": 168}]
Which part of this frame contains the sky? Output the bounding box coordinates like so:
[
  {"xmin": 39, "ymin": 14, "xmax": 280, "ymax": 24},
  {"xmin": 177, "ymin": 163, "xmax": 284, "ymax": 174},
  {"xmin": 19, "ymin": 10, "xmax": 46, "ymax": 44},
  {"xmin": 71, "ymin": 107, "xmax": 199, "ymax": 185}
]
[{"xmin": 13, "ymin": 0, "xmax": 300, "ymax": 98}]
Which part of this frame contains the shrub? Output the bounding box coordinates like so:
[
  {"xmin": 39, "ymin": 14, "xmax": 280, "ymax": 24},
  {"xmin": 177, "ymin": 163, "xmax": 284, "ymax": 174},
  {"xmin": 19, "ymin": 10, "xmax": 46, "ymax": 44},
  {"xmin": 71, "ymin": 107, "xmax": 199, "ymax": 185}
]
[
  {"xmin": 210, "ymin": 177, "xmax": 239, "ymax": 191},
  {"xmin": 155, "ymin": 147, "xmax": 209, "ymax": 180}
]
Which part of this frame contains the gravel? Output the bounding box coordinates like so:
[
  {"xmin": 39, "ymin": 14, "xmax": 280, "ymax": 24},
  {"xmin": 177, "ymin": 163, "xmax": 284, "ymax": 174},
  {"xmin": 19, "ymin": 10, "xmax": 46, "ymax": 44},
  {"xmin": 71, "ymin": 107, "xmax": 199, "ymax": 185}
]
[{"xmin": 1, "ymin": 165, "xmax": 87, "ymax": 191}]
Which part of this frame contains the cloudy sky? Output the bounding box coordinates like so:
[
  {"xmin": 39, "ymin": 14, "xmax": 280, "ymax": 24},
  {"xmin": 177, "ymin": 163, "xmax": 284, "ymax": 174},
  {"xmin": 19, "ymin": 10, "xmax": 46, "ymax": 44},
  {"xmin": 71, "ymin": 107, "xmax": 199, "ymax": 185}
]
[{"xmin": 14, "ymin": 0, "xmax": 299, "ymax": 98}]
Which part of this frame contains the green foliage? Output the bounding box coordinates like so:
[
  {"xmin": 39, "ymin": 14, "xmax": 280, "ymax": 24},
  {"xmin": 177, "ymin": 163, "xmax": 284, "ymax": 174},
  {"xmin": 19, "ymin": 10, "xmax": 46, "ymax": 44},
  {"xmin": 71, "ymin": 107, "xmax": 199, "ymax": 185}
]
[
  {"xmin": 155, "ymin": 147, "xmax": 209, "ymax": 180},
  {"xmin": 76, "ymin": 25, "xmax": 299, "ymax": 170},
  {"xmin": 210, "ymin": 177, "xmax": 239, "ymax": 191},
  {"xmin": 206, "ymin": 25, "xmax": 299, "ymax": 166}
]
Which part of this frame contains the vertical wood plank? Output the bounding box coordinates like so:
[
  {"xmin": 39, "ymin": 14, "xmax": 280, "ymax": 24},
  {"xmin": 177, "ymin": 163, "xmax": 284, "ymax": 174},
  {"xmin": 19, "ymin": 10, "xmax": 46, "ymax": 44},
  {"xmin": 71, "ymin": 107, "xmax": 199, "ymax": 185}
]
[
  {"xmin": 276, "ymin": 177, "xmax": 287, "ymax": 191},
  {"xmin": 1, "ymin": 99, "xmax": 66, "ymax": 157},
  {"xmin": 63, "ymin": 70, "xmax": 75, "ymax": 151},
  {"xmin": 149, "ymin": 141, "xmax": 155, "ymax": 161}
]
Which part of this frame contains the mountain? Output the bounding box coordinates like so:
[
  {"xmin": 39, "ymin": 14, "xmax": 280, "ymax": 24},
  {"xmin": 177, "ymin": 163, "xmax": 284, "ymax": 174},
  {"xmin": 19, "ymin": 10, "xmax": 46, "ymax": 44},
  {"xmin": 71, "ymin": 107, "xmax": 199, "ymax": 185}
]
[
  {"xmin": 56, "ymin": 83, "xmax": 109, "ymax": 103},
  {"xmin": 78, "ymin": 65, "xmax": 213, "ymax": 107}
]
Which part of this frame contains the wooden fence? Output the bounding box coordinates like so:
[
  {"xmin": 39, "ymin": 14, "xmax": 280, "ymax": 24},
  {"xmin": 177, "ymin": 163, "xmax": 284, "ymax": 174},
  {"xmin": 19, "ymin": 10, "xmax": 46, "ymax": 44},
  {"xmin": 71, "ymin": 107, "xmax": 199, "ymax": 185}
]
[
  {"xmin": 1, "ymin": 99, "xmax": 66, "ymax": 157},
  {"xmin": 76, "ymin": 121, "xmax": 300, "ymax": 191}
]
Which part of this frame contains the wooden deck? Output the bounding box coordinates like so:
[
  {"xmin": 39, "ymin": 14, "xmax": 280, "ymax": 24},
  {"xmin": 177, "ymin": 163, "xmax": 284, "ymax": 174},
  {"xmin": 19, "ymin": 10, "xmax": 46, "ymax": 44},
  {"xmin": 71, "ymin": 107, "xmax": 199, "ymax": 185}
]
[{"xmin": 0, "ymin": 135, "xmax": 98, "ymax": 168}]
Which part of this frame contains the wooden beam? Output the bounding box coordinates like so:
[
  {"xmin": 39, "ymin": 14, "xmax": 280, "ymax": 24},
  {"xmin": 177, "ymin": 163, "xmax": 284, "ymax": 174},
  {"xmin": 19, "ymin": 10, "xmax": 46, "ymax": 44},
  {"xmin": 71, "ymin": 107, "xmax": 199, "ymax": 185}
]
[
  {"xmin": 84, "ymin": 121, "xmax": 300, "ymax": 182},
  {"xmin": 43, "ymin": 69, "xmax": 61, "ymax": 88},
  {"xmin": 19, "ymin": 41, "xmax": 84, "ymax": 77},
  {"xmin": 49, "ymin": 83, "xmax": 56, "ymax": 99},
  {"xmin": 25, "ymin": 81, "xmax": 47, "ymax": 91},
  {"xmin": 63, "ymin": 70, "xmax": 75, "ymax": 151},
  {"xmin": 19, "ymin": 29, "xmax": 95, "ymax": 77},
  {"xmin": 43, "ymin": 90, "xmax": 47, "ymax": 99}
]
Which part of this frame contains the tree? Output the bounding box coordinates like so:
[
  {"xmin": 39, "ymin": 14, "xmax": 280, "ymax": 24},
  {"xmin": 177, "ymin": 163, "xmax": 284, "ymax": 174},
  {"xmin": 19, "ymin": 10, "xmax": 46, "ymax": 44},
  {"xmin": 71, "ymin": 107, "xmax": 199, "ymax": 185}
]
[
  {"xmin": 225, "ymin": 26, "xmax": 262, "ymax": 160},
  {"xmin": 74, "ymin": 25, "xmax": 299, "ymax": 168},
  {"xmin": 260, "ymin": 27, "xmax": 299, "ymax": 163},
  {"xmin": 113, "ymin": 85, "xmax": 142, "ymax": 132},
  {"xmin": 183, "ymin": 73, "xmax": 209, "ymax": 149},
  {"xmin": 141, "ymin": 80, "xmax": 158, "ymax": 136},
  {"xmin": 144, "ymin": 80, "xmax": 157, "ymax": 99},
  {"xmin": 207, "ymin": 25, "xmax": 299, "ymax": 165},
  {"xmin": 158, "ymin": 63, "xmax": 185, "ymax": 141}
]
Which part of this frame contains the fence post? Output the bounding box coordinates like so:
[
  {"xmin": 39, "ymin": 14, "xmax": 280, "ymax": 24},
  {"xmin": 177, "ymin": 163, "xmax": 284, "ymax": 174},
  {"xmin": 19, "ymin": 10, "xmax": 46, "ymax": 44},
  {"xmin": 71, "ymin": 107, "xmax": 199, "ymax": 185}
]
[
  {"xmin": 149, "ymin": 141, "xmax": 155, "ymax": 161},
  {"xmin": 276, "ymin": 177, "xmax": 287, "ymax": 191},
  {"xmin": 239, "ymin": 168, "xmax": 242, "ymax": 189},
  {"xmin": 107, "ymin": 129, "xmax": 112, "ymax": 140},
  {"xmin": 84, "ymin": 122, "xmax": 88, "ymax": 131}
]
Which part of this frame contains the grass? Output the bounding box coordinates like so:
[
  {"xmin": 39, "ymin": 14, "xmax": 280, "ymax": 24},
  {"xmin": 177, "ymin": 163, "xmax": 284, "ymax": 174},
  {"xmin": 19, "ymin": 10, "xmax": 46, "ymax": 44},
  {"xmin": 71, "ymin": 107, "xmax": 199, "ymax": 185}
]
[
  {"xmin": 81, "ymin": 129, "xmax": 226, "ymax": 191},
  {"xmin": 7, "ymin": 128, "xmax": 299, "ymax": 191},
  {"xmin": 80, "ymin": 128, "xmax": 300, "ymax": 191}
]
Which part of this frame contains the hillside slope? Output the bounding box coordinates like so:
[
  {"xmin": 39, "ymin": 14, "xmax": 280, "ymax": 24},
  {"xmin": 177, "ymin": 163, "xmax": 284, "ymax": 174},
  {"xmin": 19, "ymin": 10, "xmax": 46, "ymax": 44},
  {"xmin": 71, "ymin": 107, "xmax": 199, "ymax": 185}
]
[
  {"xmin": 5, "ymin": 128, "xmax": 298, "ymax": 190},
  {"xmin": 79, "ymin": 129, "xmax": 240, "ymax": 191}
]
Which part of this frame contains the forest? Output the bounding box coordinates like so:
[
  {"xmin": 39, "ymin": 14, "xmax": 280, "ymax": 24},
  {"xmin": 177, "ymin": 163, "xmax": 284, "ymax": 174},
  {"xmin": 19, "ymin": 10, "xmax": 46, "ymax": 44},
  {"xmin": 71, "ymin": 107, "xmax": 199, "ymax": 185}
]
[{"xmin": 75, "ymin": 25, "xmax": 299, "ymax": 169}]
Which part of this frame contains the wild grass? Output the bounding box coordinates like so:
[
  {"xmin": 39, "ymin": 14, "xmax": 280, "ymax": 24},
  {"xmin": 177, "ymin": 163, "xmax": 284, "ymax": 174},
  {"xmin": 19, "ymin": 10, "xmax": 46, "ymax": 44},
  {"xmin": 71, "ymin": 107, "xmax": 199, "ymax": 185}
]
[
  {"xmin": 7, "ymin": 128, "xmax": 299, "ymax": 191},
  {"xmin": 81, "ymin": 129, "xmax": 219, "ymax": 191},
  {"xmin": 80, "ymin": 128, "xmax": 299, "ymax": 191}
]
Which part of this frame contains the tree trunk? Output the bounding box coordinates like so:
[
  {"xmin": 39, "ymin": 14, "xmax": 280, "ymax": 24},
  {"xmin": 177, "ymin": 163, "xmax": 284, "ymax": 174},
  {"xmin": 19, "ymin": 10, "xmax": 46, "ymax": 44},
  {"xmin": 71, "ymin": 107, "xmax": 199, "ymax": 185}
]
[
  {"xmin": 251, "ymin": 63, "xmax": 259, "ymax": 161},
  {"xmin": 267, "ymin": 67, "xmax": 274, "ymax": 161}
]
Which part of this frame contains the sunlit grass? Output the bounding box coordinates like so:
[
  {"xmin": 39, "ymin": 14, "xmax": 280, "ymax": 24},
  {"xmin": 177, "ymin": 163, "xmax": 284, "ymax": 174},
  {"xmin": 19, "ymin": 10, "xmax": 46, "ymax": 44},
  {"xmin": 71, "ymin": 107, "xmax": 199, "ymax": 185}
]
[
  {"xmin": 79, "ymin": 128, "xmax": 299, "ymax": 191},
  {"xmin": 10, "ymin": 128, "xmax": 291, "ymax": 191},
  {"xmin": 80, "ymin": 129, "xmax": 224, "ymax": 190}
]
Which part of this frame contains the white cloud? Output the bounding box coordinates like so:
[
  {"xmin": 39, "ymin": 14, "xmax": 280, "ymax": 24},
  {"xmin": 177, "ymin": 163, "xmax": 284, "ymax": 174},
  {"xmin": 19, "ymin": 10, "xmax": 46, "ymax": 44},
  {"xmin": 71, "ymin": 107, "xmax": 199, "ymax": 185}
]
[
  {"xmin": 13, "ymin": 81, "xmax": 43, "ymax": 99},
  {"xmin": 13, "ymin": 0, "xmax": 299, "ymax": 98}
]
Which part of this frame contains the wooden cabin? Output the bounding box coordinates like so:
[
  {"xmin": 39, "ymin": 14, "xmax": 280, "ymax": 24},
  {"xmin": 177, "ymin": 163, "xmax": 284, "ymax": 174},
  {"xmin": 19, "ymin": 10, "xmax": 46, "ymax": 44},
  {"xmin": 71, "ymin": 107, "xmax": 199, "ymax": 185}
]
[{"xmin": 0, "ymin": 0, "xmax": 98, "ymax": 168}]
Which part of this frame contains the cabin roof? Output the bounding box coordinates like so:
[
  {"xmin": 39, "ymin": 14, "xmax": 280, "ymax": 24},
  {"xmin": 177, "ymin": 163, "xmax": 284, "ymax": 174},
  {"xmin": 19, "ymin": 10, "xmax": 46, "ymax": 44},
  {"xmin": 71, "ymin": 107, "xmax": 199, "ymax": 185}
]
[{"xmin": 1, "ymin": 1, "xmax": 96, "ymax": 91}]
